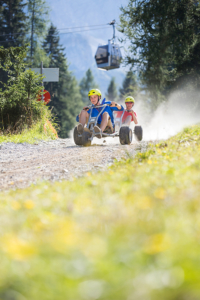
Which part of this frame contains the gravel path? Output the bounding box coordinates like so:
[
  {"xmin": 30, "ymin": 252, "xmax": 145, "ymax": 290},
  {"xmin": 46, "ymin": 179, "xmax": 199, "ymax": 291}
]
[{"xmin": 0, "ymin": 137, "xmax": 147, "ymax": 191}]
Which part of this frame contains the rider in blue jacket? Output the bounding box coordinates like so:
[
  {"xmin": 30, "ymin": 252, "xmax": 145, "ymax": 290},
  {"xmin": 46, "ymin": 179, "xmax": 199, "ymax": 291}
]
[{"xmin": 76, "ymin": 89, "xmax": 124, "ymax": 138}]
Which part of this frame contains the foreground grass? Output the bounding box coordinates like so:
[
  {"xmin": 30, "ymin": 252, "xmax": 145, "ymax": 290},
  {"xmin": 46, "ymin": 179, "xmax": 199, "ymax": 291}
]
[
  {"xmin": 0, "ymin": 119, "xmax": 58, "ymax": 144},
  {"xmin": 0, "ymin": 125, "xmax": 200, "ymax": 300}
]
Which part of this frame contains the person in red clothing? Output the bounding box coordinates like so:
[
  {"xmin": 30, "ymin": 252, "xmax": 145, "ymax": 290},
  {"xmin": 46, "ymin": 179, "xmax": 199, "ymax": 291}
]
[{"xmin": 115, "ymin": 96, "xmax": 138, "ymax": 125}]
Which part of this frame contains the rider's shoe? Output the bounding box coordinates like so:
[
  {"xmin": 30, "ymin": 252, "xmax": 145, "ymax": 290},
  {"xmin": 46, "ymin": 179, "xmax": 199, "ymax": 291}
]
[
  {"xmin": 84, "ymin": 127, "xmax": 91, "ymax": 133},
  {"xmin": 94, "ymin": 125, "xmax": 102, "ymax": 139},
  {"xmin": 77, "ymin": 123, "xmax": 84, "ymax": 134}
]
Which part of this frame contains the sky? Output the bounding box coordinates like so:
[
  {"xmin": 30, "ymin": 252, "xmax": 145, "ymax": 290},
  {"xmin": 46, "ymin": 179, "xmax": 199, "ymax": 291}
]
[{"xmin": 46, "ymin": 0, "xmax": 128, "ymax": 41}]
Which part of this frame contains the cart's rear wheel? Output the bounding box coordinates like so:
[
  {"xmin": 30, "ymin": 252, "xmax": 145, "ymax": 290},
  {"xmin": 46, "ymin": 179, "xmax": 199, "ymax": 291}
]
[
  {"xmin": 73, "ymin": 127, "xmax": 83, "ymax": 145},
  {"xmin": 119, "ymin": 126, "xmax": 132, "ymax": 145},
  {"xmin": 82, "ymin": 131, "xmax": 92, "ymax": 147},
  {"xmin": 134, "ymin": 125, "xmax": 143, "ymax": 141}
]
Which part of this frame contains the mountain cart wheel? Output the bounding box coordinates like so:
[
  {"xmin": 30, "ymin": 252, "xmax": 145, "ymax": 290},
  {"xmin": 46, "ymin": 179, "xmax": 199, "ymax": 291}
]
[
  {"xmin": 119, "ymin": 126, "xmax": 133, "ymax": 145},
  {"xmin": 134, "ymin": 125, "xmax": 143, "ymax": 141},
  {"xmin": 73, "ymin": 127, "xmax": 83, "ymax": 146},
  {"xmin": 82, "ymin": 131, "xmax": 92, "ymax": 147}
]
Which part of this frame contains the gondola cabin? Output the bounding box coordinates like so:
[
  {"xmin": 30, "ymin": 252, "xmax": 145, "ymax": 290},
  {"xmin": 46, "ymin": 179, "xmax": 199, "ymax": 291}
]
[{"xmin": 95, "ymin": 40, "xmax": 122, "ymax": 71}]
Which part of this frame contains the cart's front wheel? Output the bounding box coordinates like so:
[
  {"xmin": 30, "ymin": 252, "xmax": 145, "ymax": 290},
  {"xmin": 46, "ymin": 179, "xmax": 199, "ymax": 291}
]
[
  {"xmin": 82, "ymin": 131, "xmax": 92, "ymax": 147},
  {"xmin": 73, "ymin": 127, "xmax": 83, "ymax": 145},
  {"xmin": 134, "ymin": 125, "xmax": 143, "ymax": 141},
  {"xmin": 119, "ymin": 126, "xmax": 132, "ymax": 145}
]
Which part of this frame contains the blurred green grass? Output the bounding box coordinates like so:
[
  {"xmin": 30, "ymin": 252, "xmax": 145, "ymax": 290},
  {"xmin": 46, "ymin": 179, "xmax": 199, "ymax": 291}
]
[
  {"xmin": 0, "ymin": 125, "xmax": 200, "ymax": 300},
  {"xmin": 0, "ymin": 119, "xmax": 58, "ymax": 144}
]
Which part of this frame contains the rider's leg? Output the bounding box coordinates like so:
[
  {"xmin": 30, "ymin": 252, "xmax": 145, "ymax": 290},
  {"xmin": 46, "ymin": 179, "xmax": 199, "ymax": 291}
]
[
  {"xmin": 94, "ymin": 112, "xmax": 109, "ymax": 139},
  {"xmin": 79, "ymin": 110, "xmax": 89, "ymax": 126},
  {"xmin": 123, "ymin": 115, "xmax": 132, "ymax": 126},
  {"xmin": 107, "ymin": 119, "xmax": 114, "ymax": 132},
  {"xmin": 99, "ymin": 112, "xmax": 109, "ymax": 132},
  {"xmin": 77, "ymin": 110, "xmax": 89, "ymax": 134},
  {"xmin": 132, "ymin": 113, "xmax": 138, "ymax": 124}
]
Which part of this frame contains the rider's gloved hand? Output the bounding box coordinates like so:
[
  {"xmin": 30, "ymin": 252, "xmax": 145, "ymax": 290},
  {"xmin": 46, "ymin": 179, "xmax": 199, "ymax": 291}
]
[{"xmin": 110, "ymin": 102, "xmax": 121, "ymax": 109}]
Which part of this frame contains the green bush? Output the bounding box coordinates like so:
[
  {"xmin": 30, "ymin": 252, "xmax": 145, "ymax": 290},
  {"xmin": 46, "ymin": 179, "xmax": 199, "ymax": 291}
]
[{"xmin": 0, "ymin": 45, "xmax": 47, "ymax": 133}]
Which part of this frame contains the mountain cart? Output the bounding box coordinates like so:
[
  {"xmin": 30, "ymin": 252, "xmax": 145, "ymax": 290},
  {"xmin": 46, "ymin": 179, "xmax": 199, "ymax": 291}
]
[{"xmin": 73, "ymin": 104, "xmax": 143, "ymax": 146}]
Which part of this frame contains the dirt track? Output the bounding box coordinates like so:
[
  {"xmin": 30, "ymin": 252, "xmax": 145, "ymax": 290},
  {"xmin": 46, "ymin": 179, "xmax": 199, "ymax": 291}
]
[{"xmin": 0, "ymin": 137, "xmax": 147, "ymax": 191}]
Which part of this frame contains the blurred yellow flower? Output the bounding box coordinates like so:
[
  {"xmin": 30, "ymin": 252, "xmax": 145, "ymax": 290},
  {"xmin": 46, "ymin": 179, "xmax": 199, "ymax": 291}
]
[
  {"xmin": 33, "ymin": 220, "xmax": 46, "ymax": 232},
  {"xmin": 52, "ymin": 220, "xmax": 81, "ymax": 252},
  {"xmin": 147, "ymin": 160, "xmax": 152, "ymax": 164},
  {"xmin": 24, "ymin": 200, "xmax": 35, "ymax": 209},
  {"xmin": 144, "ymin": 233, "xmax": 171, "ymax": 254},
  {"xmin": 154, "ymin": 188, "xmax": 166, "ymax": 199},
  {"xmin": 137, "ymin": 196, "xmax": 152, "ymax": 210},
  {"xmin": 2, "ymin": 235, "xmax": 37, "ymax": 261}
]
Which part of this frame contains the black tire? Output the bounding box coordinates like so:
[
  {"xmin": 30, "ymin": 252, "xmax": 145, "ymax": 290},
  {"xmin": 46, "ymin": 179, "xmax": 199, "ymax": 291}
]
[
  {"xmin": 73, "ymin": 127, "xmax": 83, "ymax": 145},
  {"xmin": 134, "ymin": 125, "xmax": 143, "ymax": 141},
  {"xmin": 119, "ymin": 126, "xmax": 133, "ymax": 145},
  {"xmin": 82, "ymin": 131, "xmax": 91, "ymax": 147}
]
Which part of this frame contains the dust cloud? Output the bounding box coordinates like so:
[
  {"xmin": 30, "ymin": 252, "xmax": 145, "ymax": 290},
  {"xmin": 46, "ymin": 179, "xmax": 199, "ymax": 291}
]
[{"xmin": 134, "ymin": 89, "xmax": 200, "ymax": 141}]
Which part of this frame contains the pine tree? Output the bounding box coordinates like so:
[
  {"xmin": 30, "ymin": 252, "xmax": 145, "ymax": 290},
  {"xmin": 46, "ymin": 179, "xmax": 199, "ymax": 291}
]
[
  {"xmin": 27, "ymin": 0, "xmax": 49, "ymax": 65},
  {"xmin": 0, "ymin": 0, "xmax": 27, "ymax": 48},
  {"xmin": 31, "ymin": 44, "xmax": 50, "ymax": 67},
  {"xmin": 106, "ymin": 77, "xmax": 118, "ymax": 101},
  {"xmin": 79, "ymin": 69, "xmax": 98, "ymax": 104},
  {"xmin": 119, "ymin": 71, "xmax": 138, "ymax": 99},
  {"xmin": 43, "ymin": 24, "xmax": 82, "ymax": 138},
  {"xmin": 0, "ymin": 0, "xmax": 28, "ymax": 87}
]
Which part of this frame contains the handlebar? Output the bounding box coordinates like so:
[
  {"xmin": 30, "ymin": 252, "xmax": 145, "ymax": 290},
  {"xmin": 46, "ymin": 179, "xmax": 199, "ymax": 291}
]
[{"xmin": 82, "ymin": 103, "xmax": 118, "ymax": 110}]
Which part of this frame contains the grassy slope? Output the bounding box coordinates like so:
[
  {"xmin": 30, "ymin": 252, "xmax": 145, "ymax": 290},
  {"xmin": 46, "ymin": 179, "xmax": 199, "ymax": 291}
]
[
  {"xmin": 0, "ymin": 125, "xmax": 200, "ymax": 300},
  {"xmin": 0, "ymin": 119, "xmax": 58, "ymax": 144}
]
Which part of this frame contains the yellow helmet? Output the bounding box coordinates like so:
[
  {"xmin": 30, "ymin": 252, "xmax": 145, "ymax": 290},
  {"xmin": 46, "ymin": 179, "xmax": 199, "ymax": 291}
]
[
  {"xmin": 125, "ymin": 96, "xmax": 135, "ymax": 103},
  {"xmin": 88, "ymin": 89, "xmax": 101, "ymax": 98}
]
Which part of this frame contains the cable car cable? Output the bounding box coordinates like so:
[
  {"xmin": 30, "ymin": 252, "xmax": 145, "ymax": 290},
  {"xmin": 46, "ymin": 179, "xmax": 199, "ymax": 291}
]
[
  {"xmin": 0, "ymin": 23, "xmax": 110, "ymax": 38},
  {"xmin": 0, "ymin": 26, "xmax": 110, "ymax": 44},
  {"xmin": 58, "ymin": 23, "xmax": 108, "ymax": 31}
]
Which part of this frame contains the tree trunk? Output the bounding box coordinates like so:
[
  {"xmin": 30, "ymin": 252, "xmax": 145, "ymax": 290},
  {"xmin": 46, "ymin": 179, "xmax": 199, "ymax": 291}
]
[{"xmin": 31, "ymin": 1, "xmax": 35, "ymax": 59}]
